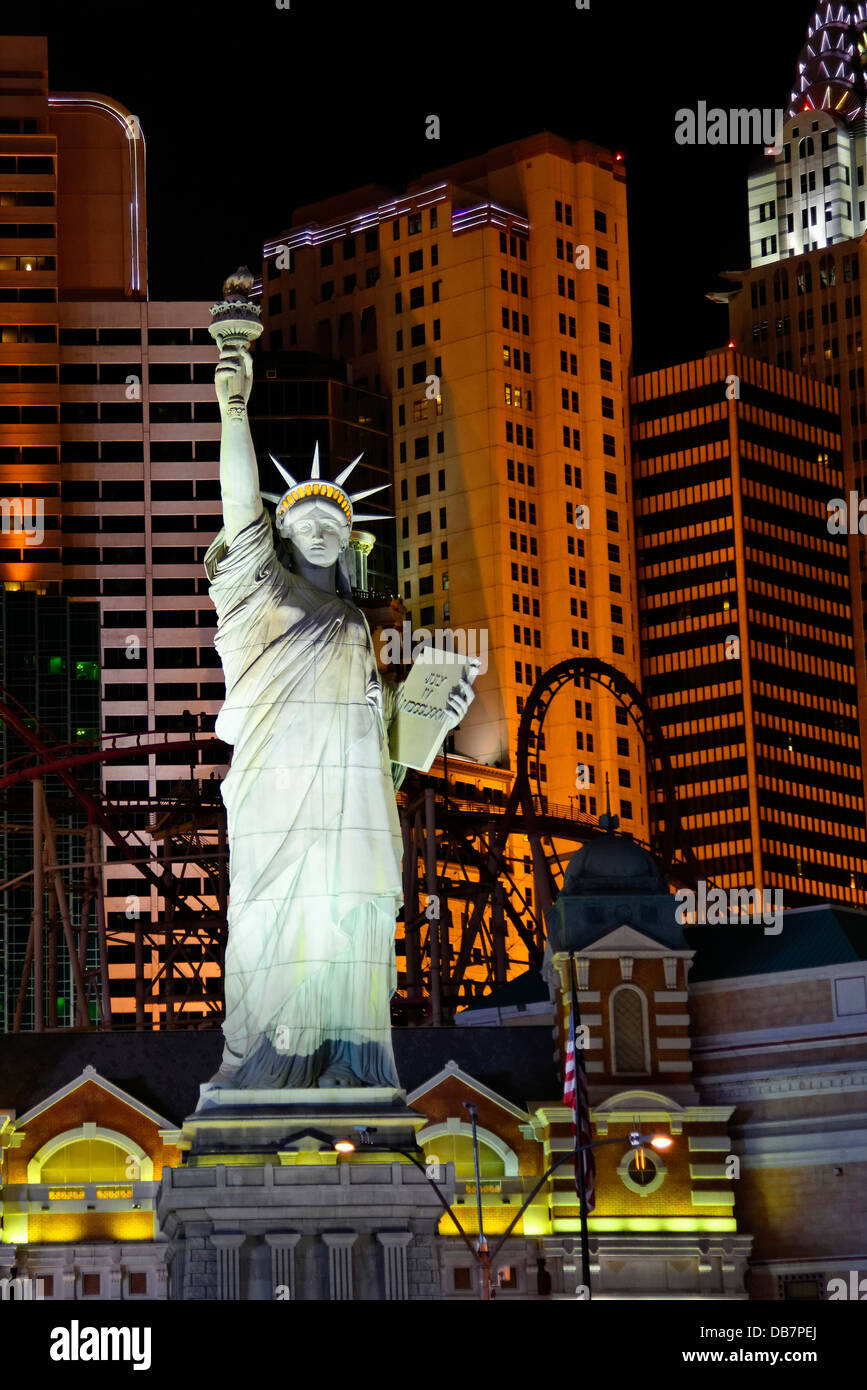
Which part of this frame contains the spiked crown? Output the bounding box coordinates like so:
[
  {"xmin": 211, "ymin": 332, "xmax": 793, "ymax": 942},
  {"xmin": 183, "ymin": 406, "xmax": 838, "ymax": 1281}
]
[{"xmin": 261, "ymin": 443, "xmax": 389, "ymax": 533}]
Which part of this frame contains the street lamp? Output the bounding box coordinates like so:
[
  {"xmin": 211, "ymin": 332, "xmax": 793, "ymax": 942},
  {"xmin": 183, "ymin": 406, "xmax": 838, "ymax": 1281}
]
[{"xmin": 396, "ymin": 1127, "xmax": 675, "ymax": 1300}]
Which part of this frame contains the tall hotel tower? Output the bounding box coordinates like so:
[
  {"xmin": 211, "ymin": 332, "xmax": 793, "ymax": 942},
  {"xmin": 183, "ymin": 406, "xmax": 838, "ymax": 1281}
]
[
  {"xmin": 0, "ymin": 37, "xmax": 227, "ymax": 1025},
  {"xmin": 631, "ymin": 348, "xmax": 867, "ymax": 907},
  {"xmin": 261, "ymin": 134, "xmax": 647, "ymax": 833},
  {"xmin": 630, "ymin": 3, "xmax": 867, "ymax": 909},
  {"xmin": 728, "ymin": 2, "xmax": 867, "ymax": 809}
]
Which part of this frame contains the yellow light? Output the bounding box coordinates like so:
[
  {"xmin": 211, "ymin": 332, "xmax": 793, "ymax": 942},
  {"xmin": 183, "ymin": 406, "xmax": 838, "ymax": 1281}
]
[
  {"xmin": 24, "ymin": 262, "xmax": 32, "ymax": 271},
  {"xmin": 334, "ymin": 1139, "xmax": 355, "ymax": 1154},
  {"xmin": 573, "ymin": 1218, "xmax": 737, "ymax": 1234},
  {"xmin": 650, "ymin": 1134, "xmax": 673, "ymax": 1151}
]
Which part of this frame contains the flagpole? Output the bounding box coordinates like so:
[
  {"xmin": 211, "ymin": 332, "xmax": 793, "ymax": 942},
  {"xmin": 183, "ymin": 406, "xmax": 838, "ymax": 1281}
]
[{"xmin": 569, "ymin": 950, "xmax": 592, "ymax": 1297}]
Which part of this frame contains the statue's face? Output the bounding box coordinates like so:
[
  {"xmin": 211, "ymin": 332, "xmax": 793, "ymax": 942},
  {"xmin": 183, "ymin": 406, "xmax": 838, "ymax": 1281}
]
[{"xmin": 283, "ymin": 502, "xmax": 348, "ymax": 568}]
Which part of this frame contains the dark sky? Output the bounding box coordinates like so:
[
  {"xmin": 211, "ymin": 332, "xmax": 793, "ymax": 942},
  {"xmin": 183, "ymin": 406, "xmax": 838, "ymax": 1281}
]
[{"xmin": 13, "ymin": 1, "xmax": 808, "ymax": 371}]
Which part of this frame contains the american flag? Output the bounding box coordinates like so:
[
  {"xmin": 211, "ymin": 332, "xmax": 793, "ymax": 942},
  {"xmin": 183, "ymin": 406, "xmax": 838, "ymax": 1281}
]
[{"xmin": 564, "ymin": 953, "xmax": 595, "ymax": 1211}]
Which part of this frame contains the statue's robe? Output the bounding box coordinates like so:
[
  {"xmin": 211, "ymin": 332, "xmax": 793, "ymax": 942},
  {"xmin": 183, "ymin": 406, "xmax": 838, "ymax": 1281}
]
[{"xmin": 203, "ymin": 510, "xmax": 403, "ymax": 1087}]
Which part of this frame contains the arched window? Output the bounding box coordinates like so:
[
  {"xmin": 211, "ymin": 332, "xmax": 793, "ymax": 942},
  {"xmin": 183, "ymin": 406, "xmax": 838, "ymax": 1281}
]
[
  {"xmin": 819, "ymin": 253, "xmax": 836, "ymax": 288},
  {"xmin": 421, "ymin": 1133, "xmax": 506, "ymax": 1179},
  {"xmin": 773, "ymin": 269, "xmax": 789, "ymax": 302},
  {"xmin": 40, "ymin": 1138, "xmax": 133, "ymax": 1184},
  {"xmin": 798, "ymin": 136, "xmax": 815, "ymax": 158},
  {"xmin": 611, "ymin": 986, "xmax": 649, "ymax": 1075},
  {"xmin": 797, "ymin": 263, "xmax": 813, "ymax": 296}
]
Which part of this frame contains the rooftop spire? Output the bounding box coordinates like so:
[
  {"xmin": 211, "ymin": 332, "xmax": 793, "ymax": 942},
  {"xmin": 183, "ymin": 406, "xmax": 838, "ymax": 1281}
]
[
  {"xmin": 787, "ymin": 4, "xmax": 867, "ymax": 121},
  {"xmin": 598, "ymin": 771, "xmax": 620, "ymax": 833}
]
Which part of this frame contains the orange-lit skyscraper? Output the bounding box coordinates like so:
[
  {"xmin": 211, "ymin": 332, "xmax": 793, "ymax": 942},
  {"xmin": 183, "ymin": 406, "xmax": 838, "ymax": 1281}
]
[
  {"xmin": 261, "ymin": 134, "xmax": 648, "ymax": 836},
  {"xmin": 630, "ymin": 347, "xmax": 867, "ymax": 908},
  {"xmin": 0, "ymin": 36, "xmax": 228, "ymax": 1025},
  {"xmin": 727, "ymin": 4, "xmax": 867, "ymax": 808}
]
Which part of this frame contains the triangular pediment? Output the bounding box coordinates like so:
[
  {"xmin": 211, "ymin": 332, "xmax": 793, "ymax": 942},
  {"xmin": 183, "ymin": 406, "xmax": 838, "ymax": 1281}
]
[
  {"xmin": 572, "ymin": 924, "xmax": 682, "ymax": 954},
  {"xmin": 14, "ymin": 1065, "xmax": 174, "ymax": 1130},
  {"xmin": 406, "ymin": 1060, "xmax": 529, "ymax": 1120}
]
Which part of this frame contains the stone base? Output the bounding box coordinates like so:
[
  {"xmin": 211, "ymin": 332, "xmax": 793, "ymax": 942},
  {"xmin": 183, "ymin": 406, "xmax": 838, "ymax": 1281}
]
[
  {"xmin": 197, "ymin": 1084, "xmax": 403, "ymax": 1110},
  {"xmin": 183, "ymin": 1088, "xmax": 424, "ymax": 1163},
  {"xmin": 157, "ymin": 1152, "xmax": 449, "ymax": 1301},
  {"xmin": 156, "ymin": 1091, "xmax": 449, "ymax": 1299}
]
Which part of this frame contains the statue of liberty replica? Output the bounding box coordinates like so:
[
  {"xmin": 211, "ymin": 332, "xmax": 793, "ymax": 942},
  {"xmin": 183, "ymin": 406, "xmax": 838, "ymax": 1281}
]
[{"xmin": 200, "ymin": 271, "xmax": 474, "ymax": 1095}]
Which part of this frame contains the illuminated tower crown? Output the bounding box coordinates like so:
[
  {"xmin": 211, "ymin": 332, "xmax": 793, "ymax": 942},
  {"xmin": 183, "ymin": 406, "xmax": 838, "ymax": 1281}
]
[
  {"xmin": 787, "ymin": 3, "xmax": 867, "ymax": 121},
  {"xmin": 261, "ymin": 443, "xmax": 389, "ymax": 533}
]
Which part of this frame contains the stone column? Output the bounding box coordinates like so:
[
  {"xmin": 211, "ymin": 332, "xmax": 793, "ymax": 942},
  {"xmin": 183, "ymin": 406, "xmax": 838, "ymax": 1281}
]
[
  {"xmin": 211, "ymin": 1234, "xmax": 245, "ymax": 1301},
  {"xmin": 406, "ymin": 1232, "xmax": 442, "ymax": 1300},
  {"xmin": 266, "ymin": 1233, "xmax": 301, "ymax": 1300},
  {"xmin": 376, "ymin": 1232, "xmax": 413, "ymax": 1300},
  {"xmin": 106, "ymin": 1249, "xmax": 122, "ymax": 1300},
  {"xmin": 60, "ymin": 1251, "xmax": 76, "ymax": 1301},
  {"xmin": 322, "ymin": 1233, "xmax": 357, "ymax": 1301}
]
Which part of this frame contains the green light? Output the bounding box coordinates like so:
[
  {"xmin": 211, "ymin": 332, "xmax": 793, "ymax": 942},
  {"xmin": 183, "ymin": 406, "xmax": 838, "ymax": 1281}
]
[
  {"xmin": 74, "ymin": 660, "xmax": 99, "ymax": 680},
  {"xmin": 49, "ymin": 656, "xmax": 65, "ymax": 675}
]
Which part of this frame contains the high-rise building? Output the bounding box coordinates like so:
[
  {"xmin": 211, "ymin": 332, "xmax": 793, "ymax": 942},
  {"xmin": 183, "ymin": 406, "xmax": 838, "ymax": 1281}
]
[
  {"xmin": 730, "ymin": 3, "xmax": 867, "ymax": 807},
  {"xmin": 250, "ymin": 349, "xmax": 394, "ymax": 595},
  {"xmin": 0, "ymin": 589, "xmax": 100, "ymax": 1031},
  {"xmin": 261, "ymin": 133, "xmax": 647, "ymax": 835},
  {"xmin": 0, "ymin": 36, "xmax": 230, "ymax": 1025},
  {"xmin": 630, "ymin": 346, "xmax": 867, "ymax": 908}
]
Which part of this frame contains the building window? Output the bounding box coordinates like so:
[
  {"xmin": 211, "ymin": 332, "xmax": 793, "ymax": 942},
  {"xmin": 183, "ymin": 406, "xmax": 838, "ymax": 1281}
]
[
  {"xmin": 611, "ymin": 986, "xmax": 649, "ymax": 1074},
  {"xmin": 617, "ymin": 1144, "xmax": 666, "ymax": 1195}
]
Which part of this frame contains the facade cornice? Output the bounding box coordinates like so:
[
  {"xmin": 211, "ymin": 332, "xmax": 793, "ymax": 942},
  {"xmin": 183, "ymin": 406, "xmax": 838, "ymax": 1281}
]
[{"xmin": 698, "ymin": 1066, "xmax": 867, "ymax": 1103}]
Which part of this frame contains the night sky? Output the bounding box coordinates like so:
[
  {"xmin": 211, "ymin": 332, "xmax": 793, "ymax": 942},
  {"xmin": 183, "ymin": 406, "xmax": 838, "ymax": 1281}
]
[{"xmin": 13, "ymin": 2, "xmax": 808, "ymax": 372}]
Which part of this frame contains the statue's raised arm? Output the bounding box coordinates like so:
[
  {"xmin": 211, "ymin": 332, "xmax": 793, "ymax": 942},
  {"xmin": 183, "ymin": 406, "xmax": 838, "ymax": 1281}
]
[{"xmin": 208, "ymin": 267, "xmax": 264, "ymax": 545}]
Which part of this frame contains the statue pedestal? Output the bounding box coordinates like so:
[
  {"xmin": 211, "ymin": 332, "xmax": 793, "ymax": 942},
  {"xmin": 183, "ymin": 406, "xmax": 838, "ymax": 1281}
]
[{"xmin": 157, "ymin": 1090, "xmax": 450, "ymax": 1301}]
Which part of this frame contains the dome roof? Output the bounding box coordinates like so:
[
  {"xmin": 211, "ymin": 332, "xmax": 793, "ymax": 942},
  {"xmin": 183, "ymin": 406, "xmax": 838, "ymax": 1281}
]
[{"xmin": 562, "ymin": 833, "xmax": 664, "ymax": 896}]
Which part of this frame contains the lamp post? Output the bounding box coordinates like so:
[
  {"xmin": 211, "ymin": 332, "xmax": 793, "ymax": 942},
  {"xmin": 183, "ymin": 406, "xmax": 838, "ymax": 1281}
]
[
  {"xmin": 389, "ymin": 1130, "xmax": 673, "ymax": 1300},
  {"xmin": 462, "ymin": 1101, "xmax": 490, "ymax": 1300}
]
